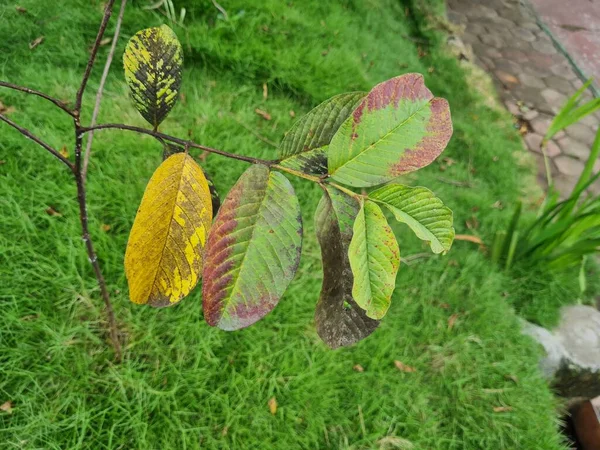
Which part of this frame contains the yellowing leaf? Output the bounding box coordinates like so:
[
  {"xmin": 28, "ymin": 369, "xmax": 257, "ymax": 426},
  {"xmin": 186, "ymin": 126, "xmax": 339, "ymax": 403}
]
[
  {"xmin": 268, "ymin": 397, "xmax": 277, "ymax": 415},
  {"xmin": 125, "ymin": 153, "xmax": 212, "ymax": 307},
  {"xmin": 123, "ymin": 25, "xmax": 183, "ymax": 128}
]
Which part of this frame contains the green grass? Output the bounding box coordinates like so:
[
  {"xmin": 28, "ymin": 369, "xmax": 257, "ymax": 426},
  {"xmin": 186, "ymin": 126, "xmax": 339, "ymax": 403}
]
[{"xmin": 0, "ymin": 0, "xmax": 580, "ymax": 448}]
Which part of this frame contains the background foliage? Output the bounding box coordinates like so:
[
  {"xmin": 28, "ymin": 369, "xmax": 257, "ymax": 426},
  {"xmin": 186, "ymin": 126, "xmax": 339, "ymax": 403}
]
[{"xmin": 0, "ymin": 0, "xmax": 586, "ymax": 448}]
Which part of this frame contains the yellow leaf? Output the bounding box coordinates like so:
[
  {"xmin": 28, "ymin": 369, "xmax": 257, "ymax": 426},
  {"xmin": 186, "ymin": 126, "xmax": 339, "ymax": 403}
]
[
  {"xmin": 268, "ymin": 397, "xmax": 277, "ymax": 415},
  {"xmin": 125, "ymin": 153, "xmax": 212, "ymax": 307}
]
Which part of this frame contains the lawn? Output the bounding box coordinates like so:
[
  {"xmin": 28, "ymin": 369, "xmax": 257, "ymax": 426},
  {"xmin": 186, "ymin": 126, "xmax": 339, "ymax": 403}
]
[{"xmin": 0, "ymin": 0, "xmax": 579, "ymax": 448}]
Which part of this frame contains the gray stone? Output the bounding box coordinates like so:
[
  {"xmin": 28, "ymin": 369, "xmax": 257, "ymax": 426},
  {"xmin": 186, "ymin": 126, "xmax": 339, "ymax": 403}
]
[
  {"xmin": 545, "ymin": 140, "xmax": 561, "ymax": 157},
  {"xmin": 495, "ymin": 70, "xmax": 519, "ymax": 85},
  {"xmin": 529, "ymin": 116, "xmax": 551, "ymax": 135},
  {"xmin": 519, "ymin": 73, "xmax": 545, "ymax": 89},
  {"xmin": 541, "ymin": 88, "xmax": 567, "ymax": 111},
  {"xmin": 522, "ymin": 108, "xmax": 539, "ymax": 121},
  {"xmin": 555, "ymin": 155, "xmax": 585, "ymax": 176},
  {"xmin": 566, "ymin": 123, "xmax": 597, "ymax": 145},
  {"xmin": 524, "ymin": 132, "xmax": 543, "ymax": 150},
  {"xmin": 550, "ymin": 62, "xmax": 578, "ymax": 80},
  {"xmin": 522, "ymin": 306, "xmax": 600, "ymax": 398},
  {"xmin": 580, "ymin": 113, "xmax": 600, "ymax": 129},
  {"xmin": 480, "ymin": 33, "xmax": 505, "ymax": 49},
  {"xmin": 531, "ymin": 39, "xmax": 557, "ymax": 55},
  {"xmin": 511, "ymin": 27, "xmax": 536, "ymax": 42},
  {"xmin": 558, "ymin": 137, "xmax": 591, "ymax": 160},
  {"xmin": 504, "ymin": 100, "xmax": 520, "ymax": 116},
  {"xmin": 467, "ymin": 4, "xmax": 499, "ymax": 19},
  {"xmin": 545, "ymin": 75, "xmax": 577, "ymax": 95}
]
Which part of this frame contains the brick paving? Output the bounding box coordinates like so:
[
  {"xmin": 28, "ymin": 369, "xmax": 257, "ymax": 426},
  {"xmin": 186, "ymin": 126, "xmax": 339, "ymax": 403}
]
[{"xmin": 447, "ymin": 0, "xmax": 600, "ymax": 195}]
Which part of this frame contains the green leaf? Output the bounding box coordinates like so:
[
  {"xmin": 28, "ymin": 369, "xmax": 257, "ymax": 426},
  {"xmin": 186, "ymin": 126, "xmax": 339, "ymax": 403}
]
[
  {"xmin": 124, "ymin": 25, "xmax": 183, "ymax": 128},
  {"xmin": 278, "ymin": 92, "xmax": 365, "ymax": 175},
  {"xmin": 314, "ymin": 186, "xmax": 379, "ymax": 349},
  {"xmin": 545, "ymin": 78, "xmax": 595, "ymax": 142},
  {"xmin": 348, "ymin": 200, "xmax": 400, "ymax": 319},
  {"xmin": 202, "ymin": 165, "xmax": 303, "ymax": 330},
  {"xmin": 369, "ymin": 184, "xmax": 454, "ymax": 254},
  {"xmin": 328, "ymin": 74, "xmax": 452, "ymax": 187}
]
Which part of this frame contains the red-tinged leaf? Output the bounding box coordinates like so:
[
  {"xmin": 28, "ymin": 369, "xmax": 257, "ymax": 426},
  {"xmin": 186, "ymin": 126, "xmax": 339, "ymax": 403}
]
[
  {"xmin": 314, "ymin": 186, "xmax": 379, "ymax": 348},
  {"xmin": 202, "ymin": 165, "xmax": 302, "ymax": 330},
  {"xmin": 329, "ymin": 73, "xmax": 453, "ymax": 187}
]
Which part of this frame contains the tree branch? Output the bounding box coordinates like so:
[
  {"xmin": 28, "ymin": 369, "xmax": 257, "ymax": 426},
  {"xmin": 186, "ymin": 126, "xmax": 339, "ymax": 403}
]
[
  {"xmin": 0, "ymin": 114, "xmax": 74, "ymax": 170},
  {"xmin": 74, "ymin": 0, "xmax": 117, "ymax": 115},
  {"xmin": 0, "ymin": 81, "xmax": 75, "ymax": 117},
  {"xmin": 82, "ymin": 0, "xmax": 128, "ymax": 183},
  {"xmin": 82, "ymin": 123, "xmax": 276, "ymax": 166}
]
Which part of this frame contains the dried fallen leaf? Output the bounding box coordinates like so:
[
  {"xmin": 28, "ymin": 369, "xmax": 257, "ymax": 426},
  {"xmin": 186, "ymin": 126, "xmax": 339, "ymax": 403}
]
[
  {"xmin": 45, "ymin": 206, "xmax": 62, "ymax": 217},
  {"xmin": 353, "ymin": 364, "xmax": 364, "ymax": 373},
  {"xmin": 59, "ymin": 146, "xmax": 69, "ymax": 158},
  {"xmin": 394, "ymin": 360, "xmax": 416, "ymax": 373},
  {"xmin": 0, "ymin": 100, "xmax": 16, "ymax": 115},
  {"xmin": 289, "ymin": 110, "xmax": 295, "ymax": 118},
  {"xmin": 268, "ymin": 397, "xmax": 277, "ymax": 415},
  {"xmin": 221, "ymin": 426, "xmax": 229, "ymax": 436},
  {"xmin": 505, "ymin": 374, "xmax": 519, "ymax": 384},
  {"xmin": 255, "ymin": 108, "xmax": 271, "ymax": 120},
  {"xmin": 493, "ymin": 406, "xmax": 513, "ymax": 413},
  {"xmin": 491, "ymin": 200, "xmax": 504, "ymax": 210},
  {"xmin": 378, "ymin": 436, "xmax": 415, "ymax": 449},
  {"xmin": 16, "ymin": 6, "xmax": 27, "ymax": 13},
  {"xmin": 0, "ymin": 160, "xmax": 5, "ymax": 165},
  {"xmin": 439, "ymin": 303, "xmax": 450, "ymax": 309},
  {"xmin": 447, "ymin": 313, "xmax": 459, "ymax": 330},
  {"xmin": 262, "ymin": 83, "xmax": 268, "ymax": 100},
  {"xmin": 454, "ymin": 234, "xmax": 484, "ymax": 245},
  {"xmin": 99, "ymin": 37, "xmax": 112, "ymax": 46},
  {"xmin": 101, "ymin": 224, "xmax": 111, "ymax": 232},
  {"xmin": 0, "ymin": 401, "xmax": 12, "ymax": 414},
  {"xmin": 29, "ymin": 36, "xmax": 44, "ymax": 50}
]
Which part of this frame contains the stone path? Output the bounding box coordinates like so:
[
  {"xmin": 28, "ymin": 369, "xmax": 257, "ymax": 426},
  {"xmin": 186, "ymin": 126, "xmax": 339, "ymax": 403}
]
[{"xmin": 447, "ymin": 0, "xmax": 600, "ymax": 195}]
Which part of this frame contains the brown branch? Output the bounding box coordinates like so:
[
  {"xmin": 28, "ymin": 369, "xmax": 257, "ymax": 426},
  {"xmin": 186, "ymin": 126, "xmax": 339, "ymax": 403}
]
[
  {"xmin": 74, "ymin": 0, "xmax": 117, "ymax": 115},
  {"xmin": 82, "ymin": 123, "xmax": 276, "ymax": 166},
  {"xmin": 230, "ymin": 114, "xmax": 278, "ymax": 148},
  {"xmin": 82, "ymin": 0, "xmax": 128, "ymax": 183},
  {"xmin": 0, "ymin": 114, "xmax": 74, "ymax": 170},
  {"xmin": 0, "ymin": 81, "xmax": 75, "ymax": 117}
]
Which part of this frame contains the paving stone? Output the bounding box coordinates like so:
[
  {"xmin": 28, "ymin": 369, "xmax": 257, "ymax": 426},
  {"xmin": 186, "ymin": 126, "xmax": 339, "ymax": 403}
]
[
  {"xmin": 541, "ymin": 88, "xmax": 567, "ymax": 110},
  {"xmin": 524, "ymin": 132, "xmax": 543, "ymax": 151},
  {"xmin": 565, "ymin": 123, "xmax": 597, "ymax": 145},
  {"xmin": 550, "ymin": 62, "xmax": 578, "ymax": 80},
  {"xmin": 468, "ymin": 4, "xmax": 499, "ymax": 19},
  {"xmin": 557, "ymin": 137, "xmax": 591, "ymax": 161},
  {"xmin": 530, "ymin": 116, "xmax": 551, "ymax": 135},
  {"xmin": 555, "ymin": 155, "xmax": 585, "ymax": 176},
  {"xmin": 519, "ymin": 73, "xmax": 545, "ymax": 89},
  {"xmin": 544, "ymin": 75, "xmax": 576, "ymax": 95},
  {"xmin": 467, "ymin": 23, "xmax": 487, "ymax": 36},
  {"xmin": 511, "ymin": 27, "xmax": 536, "ymax": 42},
  {"xmin": 522, "ymin": 108, "xmax": 539, "ymax": 121},
  {"xmin": 531, "ymin": 39, "xmax": 557, "ymax": 55},
  {"xmin": 485, "ymin": 47, "xmax": 503, "ymax": 59},
  {"xmin": 545, "ymin": 140, "xmax": 561, "ymax": 157},
  {"xmin": 504, "ymin": 99, "xmax": 520, "ymax": 116},
  {"xmin": 502, "ymin": 48, "xmax": 530, "ymax": 64},
  {"xmin": 480, "ymin": 33, "xmax": 505, "ymax": 49},
  {"xmin": 580, "ymin": 114, "xmax": 600, "ymax": 129}
]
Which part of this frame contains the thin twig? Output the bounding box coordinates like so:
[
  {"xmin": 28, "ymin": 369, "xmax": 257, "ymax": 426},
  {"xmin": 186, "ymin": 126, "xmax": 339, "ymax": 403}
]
[
  {"xmin": 73, "ymin": 0, "xmax": 122, "ymax": 361},
  {"xmin": 230, "ymin": 114, "xmax": 278, "ymax": 148},
  {"xmin": 0, "ymin": 81, "xmax": 75, "ymax": 117},
  {"xmin": 74, "ymin": 0, "xmax": 117, "ymax": 115},
  {"xmin": 0, "ymin": 114, "xmax": 74, "ymax": 170},
  {"xmin": 82, "ymin": 123, "xmax": 275, "ymax": 166},
  {"xmin": 82, "ymin": 0, "xmax": 127, "ymax": 183}
]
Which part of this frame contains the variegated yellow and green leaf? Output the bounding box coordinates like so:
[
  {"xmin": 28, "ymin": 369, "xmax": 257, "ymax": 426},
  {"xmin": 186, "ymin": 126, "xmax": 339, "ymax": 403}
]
[
  {"xmin": 328, "ymin": 73, "xmax": 452, "ymax": 187},
  {"xmin": 123, "ymin": 25, "xmax": 183, "ymax": 128},
  {"xmin": 202, "ymin": 165, "xmax": 302, "ymax": 330},
  {"xmin": 348, "ymin": 200, "xmax": 400, "ymax": 319},
  {"xmin": 314, "ymin": 186, "xmax": 379, "ymax": 349},
  {"xmin": 370, "ymin": 184, "xmax": 454, "ymax": 254},
  {"xmin": 278, "ymin": 92, "xmax": 365, "ymax": 175},
  {"xmin": 125, "ymin": 153, "xmax": 213, "ymax": 307}
]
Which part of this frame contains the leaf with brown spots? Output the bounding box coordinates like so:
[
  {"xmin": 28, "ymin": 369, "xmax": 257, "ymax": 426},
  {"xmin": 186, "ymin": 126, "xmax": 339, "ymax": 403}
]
[
  {"xmin": 125, "ymin": 153, "xmax": 212, "ymax": 307},
  {"xmin": 202, "ymin": 165, "xmax": 302, "ymax": 330},
  {"xmin": 348, "ymin": 200, "xmax": 400, "ymax": 319},
  {"xmin": 279, "ymin": 92, "xmax": 365, "ymax": 176},
  {"xmin": 124, "ymin": 25, "xmax": 183, "ymax": 128},
  {"xmin": 328, "ymin": 74, "xmax": 452, "ymax": 187}
]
